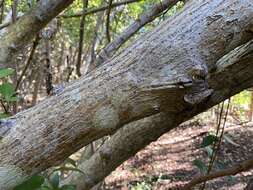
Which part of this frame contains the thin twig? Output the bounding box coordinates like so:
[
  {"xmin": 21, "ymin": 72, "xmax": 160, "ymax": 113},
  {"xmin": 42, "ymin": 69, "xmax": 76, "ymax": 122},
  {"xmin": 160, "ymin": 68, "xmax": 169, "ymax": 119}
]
[
  {"xmin": 105, "ymin": 0, "xmax": 113, "ymax": 43},
  {"xmin": 201, "ymin": 102, "xmax": 224, "ymax": 189},
  {"xmin": 0, "ymin": 99, "xmax": 8, "ymax": 113},
  {"xmin": 0, "ymin": 0, "xmax": 142, "ymax": 31},
  {"xmin": 76, "ymin": 0, "xmax": 88, "ymax": 77},
  {"xmin": 15, "ymin": 35, "xmax": 40, "ymax": 91},
  {"xmin": 183, "ymin": 156, "xmax": 253, "ymax": 190},
  {"xmin": 202, "ymin": 99, "xmax": 230, "ymax": 190},
  {"xmin": 0, "ymin": 0, "xmax": 5, "ymax": 24},
  {"xmin": 60, "ymin": 0, "xmax": 142, "ymax": 18},
  {"xmin": 89, "ymin": 6, "xmax": 104, "ymax": 66},
  {"xmin": 11, "ymin": 0, "xmax": 18, "ymax": 23},
  {"xmin": 94, "ymin": 0, "xmax": 181, "ymax": 66}
]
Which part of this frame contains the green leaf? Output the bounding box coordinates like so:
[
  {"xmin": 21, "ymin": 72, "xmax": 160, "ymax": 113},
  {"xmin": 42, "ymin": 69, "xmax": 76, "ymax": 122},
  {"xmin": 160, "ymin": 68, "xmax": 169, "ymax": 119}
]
[
  {"xmin": 193, "ymin": 159, "xmax": 207, "ymax": 174},
  {"xmin": 39, "ymin": 187, "xmax": 51, "ymax": 190},
  {"xmin": 60, "ymin": 185, "xmax": 76, "ymax": 190},
  {"xmin": 14, "ymin": 175, "xmax": 45, "ymax": 190},
  {"xmin": 0, "ymin": 82, "xmax": 16, "ymax": 102},
  {"xmin": 201, "ymin": 134, "xmax": 218, "ymax": 147},
  {"xmin": 6, "ymin": 96, "xmax": 18, "ymax": 102},
  {"xmin": 204, "ymin": 146, "xmax": 214, "ymax": 158},
  {"xmin": 0, "ymin": 68, "xmax": 14, "ymax": 78},
  {"xmin": 0, "ymin": 112, "xmax": 10, "ymax": 119},
  {"xmin": 223, "ymin": 134, "xmax": 239, "ymax": 146},
  {"xmin": 39, "ymin": 186, "xmax": 51, "ymax": 190},
  {"xmin": 50, "ymin": 172, "xmax": 60, "ymax": 189}
]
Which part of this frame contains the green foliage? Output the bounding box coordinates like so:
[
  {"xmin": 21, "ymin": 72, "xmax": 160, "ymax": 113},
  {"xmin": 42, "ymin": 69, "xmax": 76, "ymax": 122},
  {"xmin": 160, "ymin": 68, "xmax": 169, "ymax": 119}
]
[
  {"xmin": 0, "ymin": 82, "xmax": 17, "ymax": 102},
  {"xmin": 195, "ymin": 133, "xmax": 236, "ymax": 179},
  {"xmin": 0, "ymin": 68, "xmax": 14, "ymax": 78},
  {"xmin": 50, "ymin": 172, "xmax": 60, "ymax": 189},
  {"xmin": 231, "ymin": 90, "xmax": 251, "ymax": 120},
  {"xmin": 14, "ymin": 175, "xmax": 45, "ymax": 190},
  {"xmin": 0, "ymin": 112, "xmax": 11, "ymax": 119},
  {"xmin": 201, "ymin": 134, "xmax": 218, "ymax": 147},
  {"xmin": 193, "ymin": 159, "xmax": 207, "ymax": 174},
  {"xmin": 0, "ymin": 68, "xmax": 18, "ymax": 116},
  {"xmin": 60, "ymin": 185, "xmax": 76, "ymax": 190},
  {"xmin": 14, "ymin": 172, "xmax": 77, "ymax": 190},
  {"xmin": 232, "ymin": 90, "xmax": 251, "ymax": 106},
  {"xmin": 13, "ymin": 165, "xmax": 84, "ymax": 190}
]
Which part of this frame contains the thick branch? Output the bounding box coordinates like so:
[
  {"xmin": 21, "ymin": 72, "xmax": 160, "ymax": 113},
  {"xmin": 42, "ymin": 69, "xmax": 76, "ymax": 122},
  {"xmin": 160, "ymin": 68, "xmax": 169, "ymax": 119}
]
[
  {"xmin": 63, "ymin": 39, "xmax": 253, "ymax": 190},
  {"xmin": 62, "ymin": 113, "xmax": 180, "ymax": 190},
  {"xmin": 0, "ymin": 0, "xmax": 252, "ymax": 189},
  {"xmin": 0, "ymin": 0, "xmax": 74, "ymax": 68},
  {"xmin": 0, "ymin": 0, "xmax": 142, "ymax": 31}
]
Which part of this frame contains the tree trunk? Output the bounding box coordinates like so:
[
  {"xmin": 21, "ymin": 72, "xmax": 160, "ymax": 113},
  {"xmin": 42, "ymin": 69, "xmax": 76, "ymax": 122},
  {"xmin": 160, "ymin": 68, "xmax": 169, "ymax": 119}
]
[
  {"xmin": 0, "ymin": 0, "xmax": 252, "ymax": 189},
  {"xmin": 63, "ymin": 39, "xmax": 253, "ymax": 189}
]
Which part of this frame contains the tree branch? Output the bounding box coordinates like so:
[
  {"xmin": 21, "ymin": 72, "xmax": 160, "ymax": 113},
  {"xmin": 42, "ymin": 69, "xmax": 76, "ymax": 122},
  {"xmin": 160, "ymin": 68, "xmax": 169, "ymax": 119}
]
[
  {"xmin": 15, "ymin": 35, "xmax": 40, "ymax": 91},
  {"xmin": 105, "ymin": 0, "xmax": 113, "ymax": 43},
  {"xmin": 0, "ymin": 0, "xmax": 75, "ymax": 68},
  {"xmin": 76, "ymin": 0, "xmax": 89, "ymax": 77},
  {"xmin": 183, "ymin": 156, "xmax": 253, "ymax": 190},
  {"xmin": 0, "ymin": 1, "xmax": 252, "ymax": 189},
  {"xmin": 60, "ymin": 0, "xmax": 142, "ymax": 19},
  {"xmin": 63, "ymin": 39, "xmax": 253, "ymax": 190},
  {"xmin": 94, "ymin": 0, "xmax": 184, "ymax": 66}
]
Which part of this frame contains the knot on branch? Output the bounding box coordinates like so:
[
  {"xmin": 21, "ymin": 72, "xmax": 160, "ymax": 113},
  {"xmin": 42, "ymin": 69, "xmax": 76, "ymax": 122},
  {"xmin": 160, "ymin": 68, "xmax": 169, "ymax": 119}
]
[{"xmin": 184, "ymin": 66, "xmax": 213, "ymax": 105}]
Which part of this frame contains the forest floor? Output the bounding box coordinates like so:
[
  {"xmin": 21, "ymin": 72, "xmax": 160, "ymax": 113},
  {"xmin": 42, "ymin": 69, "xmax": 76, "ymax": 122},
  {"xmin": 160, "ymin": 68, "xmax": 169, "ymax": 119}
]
[{"xmin": 102, "ymin": 115, "xmax": 253, "ymax": 190}]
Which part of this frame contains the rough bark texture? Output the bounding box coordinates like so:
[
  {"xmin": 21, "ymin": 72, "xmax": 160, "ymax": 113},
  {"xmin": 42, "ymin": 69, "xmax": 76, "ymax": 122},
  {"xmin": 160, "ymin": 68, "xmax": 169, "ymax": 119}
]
[
  {"xmin": 0, "ymin": 0, "xmax": 74, "ymax": 68},
  {"xmin": 63, "ymin": 113, "xmax": 181, "ymax": 190},
  {"xmin": 0, "ymin": 0, "xmax": 252, "ymax": 189},
  {"xmin": 63, "ymin": 40, "xmax": 253, "ymax": 190}
]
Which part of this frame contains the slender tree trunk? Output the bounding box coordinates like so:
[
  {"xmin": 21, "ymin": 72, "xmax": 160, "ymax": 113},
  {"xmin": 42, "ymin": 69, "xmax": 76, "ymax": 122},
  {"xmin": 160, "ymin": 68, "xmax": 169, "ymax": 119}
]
[
  {"xmin": 76, "ymin": 0, "xmax": 88, "ymax": 77},
  {"xmin": 11, "ymin": 0, "xmax": 19, "ymax": 22},
  {"xmin": 87, "ymin": 5, "xmax": 105, "ymax": 72}
]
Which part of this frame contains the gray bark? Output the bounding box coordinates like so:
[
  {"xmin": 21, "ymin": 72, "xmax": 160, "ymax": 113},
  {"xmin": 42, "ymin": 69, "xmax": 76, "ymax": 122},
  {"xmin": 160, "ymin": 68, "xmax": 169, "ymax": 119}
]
[
  {"xmin": 0, "ymin": 0, "xmax": 252, "ymax": 189},
  {"xmin": 63, "ymin": 39, "xmax": 253, "ymax": 190}
]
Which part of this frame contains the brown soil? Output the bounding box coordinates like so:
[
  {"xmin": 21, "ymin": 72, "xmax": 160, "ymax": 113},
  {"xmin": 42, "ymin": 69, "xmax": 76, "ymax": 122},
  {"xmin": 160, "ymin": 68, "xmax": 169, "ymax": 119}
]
[{"xmin": 103, "ymin": 119, "xmax": 253, "ymax": 190}]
